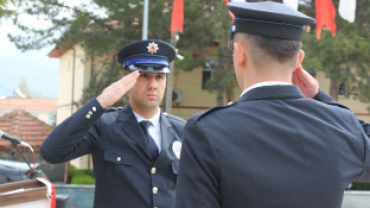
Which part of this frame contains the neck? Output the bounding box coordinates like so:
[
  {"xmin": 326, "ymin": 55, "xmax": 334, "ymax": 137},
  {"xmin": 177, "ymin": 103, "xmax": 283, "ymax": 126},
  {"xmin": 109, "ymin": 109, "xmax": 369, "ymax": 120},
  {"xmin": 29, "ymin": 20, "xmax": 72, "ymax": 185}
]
[
  {"xmin": 130, "ymin": 104, "xmax": 159, "ymax": 119},
  {"xmin": 241, "ymin": 65, "xmax": 293, "ymax": 91}
]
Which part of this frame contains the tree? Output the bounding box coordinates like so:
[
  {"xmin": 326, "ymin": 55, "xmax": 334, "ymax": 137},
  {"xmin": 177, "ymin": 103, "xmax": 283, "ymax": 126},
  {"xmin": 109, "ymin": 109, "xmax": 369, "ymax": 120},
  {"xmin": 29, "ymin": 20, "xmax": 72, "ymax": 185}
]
[
  {"xmin": 299, "ymin": 0, "xmax": 370, "ymax": 101},
  {"xmin": 0, "ymin": 0, "xmax": 15, "ymax": 20},
  {"xmin": 9, "ymin": 0, "xmax": 370, "ymax": 105},
  {"xmin": 174, "ymin": 0, "xmax": 236, "ymax": 106},
  {"xmin": 18, "ymin": 78, "xmax": 31, "ymax": 98},
  {"xmin": 9, "ymin": 0, "xmax": 237, "ymax": 106}
]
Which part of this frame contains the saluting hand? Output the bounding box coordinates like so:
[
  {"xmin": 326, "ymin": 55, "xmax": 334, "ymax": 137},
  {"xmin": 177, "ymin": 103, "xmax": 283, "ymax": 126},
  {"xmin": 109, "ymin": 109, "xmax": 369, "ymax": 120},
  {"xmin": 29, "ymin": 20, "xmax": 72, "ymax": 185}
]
[
  {"xmin": 97, "ymin": 70, "xmax": 140, "ymax": 108},
  {"xmin": 292, "ymin": 65, "xmax": 319, "ymax": 98}
]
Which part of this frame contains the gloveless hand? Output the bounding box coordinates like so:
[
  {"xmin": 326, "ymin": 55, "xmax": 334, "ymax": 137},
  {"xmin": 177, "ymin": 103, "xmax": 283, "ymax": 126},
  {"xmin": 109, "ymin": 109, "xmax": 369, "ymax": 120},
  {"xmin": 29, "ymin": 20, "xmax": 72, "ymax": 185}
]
[
  {"xmin": 97, "ymin": 70, "xmax": 140, "ymax": 108},
  {"xmin": 292, "ymin": 65, "xmax": 319, "ymax": 98}
]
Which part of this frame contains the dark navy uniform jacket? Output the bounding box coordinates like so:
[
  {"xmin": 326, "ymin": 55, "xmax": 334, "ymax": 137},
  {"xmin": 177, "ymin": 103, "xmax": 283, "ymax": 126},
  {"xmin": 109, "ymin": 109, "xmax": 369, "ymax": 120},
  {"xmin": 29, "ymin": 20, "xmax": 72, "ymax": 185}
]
[
  {"xmin": 176, "ymin": 86, "xmax": 370, "ymax": 208},
  {"xmin": 40, "ymin": 98, "xmax": 185, "ymax": 208}
]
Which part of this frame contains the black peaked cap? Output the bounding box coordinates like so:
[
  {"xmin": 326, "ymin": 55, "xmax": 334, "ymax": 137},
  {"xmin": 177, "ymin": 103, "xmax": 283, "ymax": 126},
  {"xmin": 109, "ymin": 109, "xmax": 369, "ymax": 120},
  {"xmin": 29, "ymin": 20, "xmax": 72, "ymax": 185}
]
[
  {"xmin": 117, "ymin": 39, "xmax": 176, "ymax": 66},
  {"xmin": 227, "ymin": 1, "xmax": 316, "ymax": 41}
]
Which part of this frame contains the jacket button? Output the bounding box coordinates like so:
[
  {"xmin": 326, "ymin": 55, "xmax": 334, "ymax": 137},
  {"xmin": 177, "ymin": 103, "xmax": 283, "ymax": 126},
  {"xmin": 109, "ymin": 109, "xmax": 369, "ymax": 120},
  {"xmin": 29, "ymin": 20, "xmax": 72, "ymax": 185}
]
[
  {"xmin": 86, "ymin": 114, "xmax": 91, "ymax": 119},
  {"xmin": 117, "ymin": 157, "xmax": 121, "ymax": 162},
  {"xmin": 88, "ymin": 111, "xmax": 93, "ymax": 115},
  {"xmin": 151, "ymin": 167, "xmax": 157, "ymax": 174},
  {"xmin": 152, "ymin": 186, "xmax": 158, "ymax": 194},
  {"xmin": 92, "ymin": 107, "xmax": 96, "ymax": 112}
]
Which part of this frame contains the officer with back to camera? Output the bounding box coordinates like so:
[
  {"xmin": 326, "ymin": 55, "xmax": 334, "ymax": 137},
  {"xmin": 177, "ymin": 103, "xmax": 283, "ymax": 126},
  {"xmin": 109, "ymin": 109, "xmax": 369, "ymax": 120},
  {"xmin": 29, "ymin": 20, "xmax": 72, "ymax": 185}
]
[
  {"xmin": 40, "ymin": 40, "xmax": 185, "ymax": 208},
  {"xmin": 176, "ymin": 2, "xmax": 370, "ymax": 208}
]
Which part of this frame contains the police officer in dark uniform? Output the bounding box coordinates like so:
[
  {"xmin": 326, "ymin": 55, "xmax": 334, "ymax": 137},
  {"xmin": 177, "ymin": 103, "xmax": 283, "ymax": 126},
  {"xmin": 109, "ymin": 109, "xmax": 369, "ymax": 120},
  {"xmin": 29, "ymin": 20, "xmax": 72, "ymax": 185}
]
[
  {"xmin": 176, "ymin": 2, "xmax": 370, "ymax": 208},
  {"xmin": 40, "ymin": 40, "xmax": 185, "ymax": 208}
]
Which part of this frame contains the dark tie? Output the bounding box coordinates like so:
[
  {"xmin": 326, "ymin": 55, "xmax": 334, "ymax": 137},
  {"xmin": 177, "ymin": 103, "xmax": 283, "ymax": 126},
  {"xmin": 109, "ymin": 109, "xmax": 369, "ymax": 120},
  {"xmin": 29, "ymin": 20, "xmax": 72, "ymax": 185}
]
[{"xmin": 140, "ymin": 121, "xmax": 159, "ymax": 161}]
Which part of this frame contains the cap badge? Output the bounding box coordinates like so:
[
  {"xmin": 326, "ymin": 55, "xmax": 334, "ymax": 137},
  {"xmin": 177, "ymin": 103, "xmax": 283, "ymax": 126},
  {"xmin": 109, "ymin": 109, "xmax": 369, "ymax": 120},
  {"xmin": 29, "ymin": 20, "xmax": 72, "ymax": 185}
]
[
  {"xmin": 147, "ymin": 42, "xmax": 159, "ymax": 54},
  {"xmin": 172, "ymin": 141, "xmax": 182, "ymax": 159},
  {"xmin": 231, "ymin": 25, "xmax": 236, "ymax": 32}
]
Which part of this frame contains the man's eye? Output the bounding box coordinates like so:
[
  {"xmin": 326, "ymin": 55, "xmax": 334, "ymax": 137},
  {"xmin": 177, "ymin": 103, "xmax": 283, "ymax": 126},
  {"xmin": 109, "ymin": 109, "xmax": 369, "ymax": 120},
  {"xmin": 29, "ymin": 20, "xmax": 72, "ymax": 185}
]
[
  {"xmin": 140, "ymin": 74, "xmax": 148, "ymax": 78},
  {"xmin": 156, "ymin": 75, "xmax": 164, "ymax": 79}
]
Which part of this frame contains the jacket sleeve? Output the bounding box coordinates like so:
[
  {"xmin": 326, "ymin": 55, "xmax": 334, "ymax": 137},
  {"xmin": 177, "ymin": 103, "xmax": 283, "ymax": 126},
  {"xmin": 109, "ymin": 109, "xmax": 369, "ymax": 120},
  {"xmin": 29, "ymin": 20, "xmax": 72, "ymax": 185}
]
[
  {"xmin": 176, "ymin": 119, "xmax": 221, "ymax": 208},
  {"xmin": 313, "ymin": 89, "xmax": 370, "ymax": 137},
  {"xmin": 313, "ymin": 89, "xmax": 370, "ymax": 181},
  {"xmin": 40, "ymin": 98, "xmax": 104, "ymax": 164}
]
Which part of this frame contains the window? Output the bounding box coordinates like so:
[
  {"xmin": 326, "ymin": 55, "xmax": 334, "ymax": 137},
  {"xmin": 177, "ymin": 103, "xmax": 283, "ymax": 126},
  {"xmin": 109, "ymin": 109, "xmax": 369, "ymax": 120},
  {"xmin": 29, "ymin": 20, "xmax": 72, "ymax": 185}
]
[
  {"xmin": 338, "ymin": 68, "xmax": 348, "ymax": 97},
  {"xmin": 338, "ymin": 81, "xmax": 346, "ymax": 97},
  {"xmin": 202, "ymin": 60, "xmax": 218, "ymax": 90},
  {"xmin": 49, "ymin": 112, "xmax": 57, "ymax": 126}
]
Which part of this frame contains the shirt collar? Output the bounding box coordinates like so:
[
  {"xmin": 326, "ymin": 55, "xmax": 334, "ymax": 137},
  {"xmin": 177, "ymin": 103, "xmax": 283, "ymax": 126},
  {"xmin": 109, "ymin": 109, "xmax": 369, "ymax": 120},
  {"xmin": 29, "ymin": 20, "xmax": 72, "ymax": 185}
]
[
  {"xmin": 241, "ymin": 81, "xmax": 292, "ymax": 97},
  {"xmin": 133, "ymin": 109, "xmax": 161, "ymax": 126}
]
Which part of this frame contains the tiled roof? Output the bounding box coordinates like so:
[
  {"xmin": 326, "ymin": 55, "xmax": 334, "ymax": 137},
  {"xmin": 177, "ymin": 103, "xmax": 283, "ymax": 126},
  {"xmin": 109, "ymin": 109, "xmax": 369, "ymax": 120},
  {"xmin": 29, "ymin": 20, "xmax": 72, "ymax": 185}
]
[
  {"xmin": 0, "ymin": 109, "xmax": 54, "ymax": 151},
  {"xmin": 0, "ymin": 98, "xmax": 57, "ymax": 111}
]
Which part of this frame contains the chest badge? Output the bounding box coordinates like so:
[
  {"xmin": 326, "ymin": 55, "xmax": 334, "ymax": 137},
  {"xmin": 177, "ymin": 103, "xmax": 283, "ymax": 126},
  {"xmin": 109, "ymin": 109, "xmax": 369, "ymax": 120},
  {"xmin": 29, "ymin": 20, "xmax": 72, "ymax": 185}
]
[{"xmin": 172, "ymin": 141, "xmax": 182, "ymax": 159}]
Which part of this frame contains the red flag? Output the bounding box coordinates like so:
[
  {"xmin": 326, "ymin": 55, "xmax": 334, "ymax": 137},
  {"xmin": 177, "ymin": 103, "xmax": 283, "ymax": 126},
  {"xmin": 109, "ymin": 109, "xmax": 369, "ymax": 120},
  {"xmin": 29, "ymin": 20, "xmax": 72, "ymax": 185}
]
[
  {"xmin": 171, "ymin": 0, "xmax": 184, "ymax": 34},
  {"xmin": 315, "ymin": 0, "xmax": 337, "ymax": 39},
  {"xmin": 223, "ymin": 0, "xmax": 235, "ymax": 21}
]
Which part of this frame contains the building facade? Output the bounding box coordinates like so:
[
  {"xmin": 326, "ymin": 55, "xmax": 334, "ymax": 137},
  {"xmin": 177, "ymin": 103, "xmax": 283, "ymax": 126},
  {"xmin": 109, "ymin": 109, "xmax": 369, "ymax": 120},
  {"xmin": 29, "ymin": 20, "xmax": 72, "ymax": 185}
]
[{"xmin": 49, "ymin": 42, "xmax": 370, "ymax": 169}]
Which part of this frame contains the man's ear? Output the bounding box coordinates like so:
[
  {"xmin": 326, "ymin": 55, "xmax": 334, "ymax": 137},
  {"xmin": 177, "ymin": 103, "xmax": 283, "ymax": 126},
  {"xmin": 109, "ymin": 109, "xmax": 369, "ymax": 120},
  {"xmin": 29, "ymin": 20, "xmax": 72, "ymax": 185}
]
[
  {"xmin": 234, "ymin": 41, "xmax": 247, "ymax": 69},
  {"xmin": 293, "ymin": 50, "xmax": 305, "ymax": 71}
]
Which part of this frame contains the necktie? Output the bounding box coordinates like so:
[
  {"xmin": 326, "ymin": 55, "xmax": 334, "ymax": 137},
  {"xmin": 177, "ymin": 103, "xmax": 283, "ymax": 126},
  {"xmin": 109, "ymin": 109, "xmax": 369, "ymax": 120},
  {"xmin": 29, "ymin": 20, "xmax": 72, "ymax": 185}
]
[{"xmin": 140, "ymin": 121, "xmax": 159, "ymax": 161}]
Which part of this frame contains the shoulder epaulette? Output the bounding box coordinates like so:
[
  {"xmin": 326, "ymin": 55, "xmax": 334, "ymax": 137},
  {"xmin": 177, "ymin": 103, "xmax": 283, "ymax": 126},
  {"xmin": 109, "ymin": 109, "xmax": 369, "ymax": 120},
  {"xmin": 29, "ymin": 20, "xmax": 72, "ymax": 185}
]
[
  {"xmin": 105, "ymin": 107, "xmax": 122, "ymax": 112},
  {"xmin": 194, "ymin": 101, "xmax": 238, "ymax": 121},
  {"xmin": 163, "ymin": 113, "xmax": 186, "ymax": 123}
]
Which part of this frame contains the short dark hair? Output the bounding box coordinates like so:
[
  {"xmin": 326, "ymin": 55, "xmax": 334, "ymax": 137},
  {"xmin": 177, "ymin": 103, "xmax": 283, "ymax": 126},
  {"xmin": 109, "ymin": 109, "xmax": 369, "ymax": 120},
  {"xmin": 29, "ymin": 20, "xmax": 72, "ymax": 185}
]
[{"xmin": 236, "ymin": 33, "xmax": 302, "ymax": 67}]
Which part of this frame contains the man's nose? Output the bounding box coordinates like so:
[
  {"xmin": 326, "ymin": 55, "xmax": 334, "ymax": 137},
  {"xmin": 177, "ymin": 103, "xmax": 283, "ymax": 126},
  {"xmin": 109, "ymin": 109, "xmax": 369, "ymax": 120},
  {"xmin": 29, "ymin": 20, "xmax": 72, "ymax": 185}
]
[{"xmin": 147, "ymin": 76, "xmax": 158, "ymax": 89}]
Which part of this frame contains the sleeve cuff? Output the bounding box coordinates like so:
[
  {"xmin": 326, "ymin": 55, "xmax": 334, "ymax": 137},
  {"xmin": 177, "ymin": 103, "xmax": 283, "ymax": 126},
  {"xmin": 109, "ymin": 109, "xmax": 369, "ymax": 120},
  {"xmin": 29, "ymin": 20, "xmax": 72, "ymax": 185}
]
[
  {"xmin": 76, "ymin": 97, "xmax": 105, "ymax": 121},
  {"xmin": 313, "ymin": 89, "xmax": 336, "ymax": 102}
]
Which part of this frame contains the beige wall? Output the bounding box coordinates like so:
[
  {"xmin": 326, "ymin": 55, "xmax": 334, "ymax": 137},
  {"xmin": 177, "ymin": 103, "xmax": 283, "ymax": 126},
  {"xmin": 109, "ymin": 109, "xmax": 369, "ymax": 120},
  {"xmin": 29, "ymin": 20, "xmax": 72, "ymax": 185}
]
[
  {"xmin": 170, "ymin": 46, "xmax": 242, "ymax": 120},
  {"xmin": 316, "ymin": 71, "xmax": 370, "ymax": 123},
  {"xmin": 56, "ymin": 43, "xmax": 95, "ymax": 169},
  {"xmin": 171, "ymin": 66, "xmax": 242, "ymax": 120},
  {"xmin": 57, "ymin": 43, "xmax": 86, "ymax": 124}
]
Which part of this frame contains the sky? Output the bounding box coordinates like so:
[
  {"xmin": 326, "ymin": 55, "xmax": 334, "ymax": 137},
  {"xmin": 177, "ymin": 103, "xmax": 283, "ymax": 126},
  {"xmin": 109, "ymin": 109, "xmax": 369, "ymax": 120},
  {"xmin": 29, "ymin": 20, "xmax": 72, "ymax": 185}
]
[
  {"xmin": 0, "ymin": 19, "xmax": 59, "ymax": 99},
  {"xmin": 0, "ymin": 0, "xmax": 96, "ymax": 99}
]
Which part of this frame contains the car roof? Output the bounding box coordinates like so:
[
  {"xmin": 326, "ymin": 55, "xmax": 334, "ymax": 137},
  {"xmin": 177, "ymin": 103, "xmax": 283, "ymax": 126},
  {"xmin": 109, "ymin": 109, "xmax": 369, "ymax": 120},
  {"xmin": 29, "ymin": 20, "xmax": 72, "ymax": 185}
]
[{"xmin": 0, "ymin": 159, "xmax": 37, "ymax": 170}]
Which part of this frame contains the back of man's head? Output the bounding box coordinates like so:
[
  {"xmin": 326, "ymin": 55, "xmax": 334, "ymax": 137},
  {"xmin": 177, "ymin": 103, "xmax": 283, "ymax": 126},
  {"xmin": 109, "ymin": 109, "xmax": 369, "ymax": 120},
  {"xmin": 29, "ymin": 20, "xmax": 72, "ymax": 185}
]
[{"xmin": 235, "ymin": 32, "xmax": 302, "ymax": 69}]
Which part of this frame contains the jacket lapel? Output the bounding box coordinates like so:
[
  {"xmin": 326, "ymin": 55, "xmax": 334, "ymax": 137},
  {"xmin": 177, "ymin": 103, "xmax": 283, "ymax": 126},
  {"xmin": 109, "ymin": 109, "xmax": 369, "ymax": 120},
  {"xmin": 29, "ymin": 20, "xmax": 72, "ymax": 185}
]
[{"xmin": 118, "ymin": 104, "xmax": 151, "ymax": 159}]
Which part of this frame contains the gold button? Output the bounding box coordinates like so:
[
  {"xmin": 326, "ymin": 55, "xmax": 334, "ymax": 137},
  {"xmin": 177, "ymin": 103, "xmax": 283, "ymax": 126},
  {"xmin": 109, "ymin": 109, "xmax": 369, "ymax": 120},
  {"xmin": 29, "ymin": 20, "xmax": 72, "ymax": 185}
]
[
  {"xmin": 152, "ymin": 186, "xmax": 158, "ymax": 194},
  {"xmin": 86, "ymin": 114, "xmax": 91, "ymax": 119},
  {"xmin": 88, "ymin": 111, "xmax": 93, "ymax": 115},
  {"xmin": 92, "ymin": 107, "xmax": 96, "ymax": 112},
  {"xmin": 117, "ymin": 157, "xmax": 121, "ymax": 162},
  {"xmin": 151, "ymin": 167, "xmax": 157, "ymax": 174}
]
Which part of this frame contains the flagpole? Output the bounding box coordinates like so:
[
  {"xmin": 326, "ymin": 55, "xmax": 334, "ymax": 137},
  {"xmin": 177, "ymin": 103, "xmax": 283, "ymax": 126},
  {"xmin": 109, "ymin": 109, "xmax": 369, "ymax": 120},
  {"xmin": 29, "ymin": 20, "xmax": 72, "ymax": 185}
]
[
  {"xmin": 165, "ymin": 29, "xmax": 178, "ymax": 114},
  {"xmin": 142, "ymin": 0, "xmax": 149, "ymax": 40}
]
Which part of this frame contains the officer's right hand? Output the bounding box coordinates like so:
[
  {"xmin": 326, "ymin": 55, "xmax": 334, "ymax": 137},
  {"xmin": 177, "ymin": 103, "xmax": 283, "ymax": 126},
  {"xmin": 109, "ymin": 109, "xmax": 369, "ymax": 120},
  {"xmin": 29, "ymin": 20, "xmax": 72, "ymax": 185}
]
[{"xmin": 96, "ymin": 70, "xmax": 140, "ymax": 108}]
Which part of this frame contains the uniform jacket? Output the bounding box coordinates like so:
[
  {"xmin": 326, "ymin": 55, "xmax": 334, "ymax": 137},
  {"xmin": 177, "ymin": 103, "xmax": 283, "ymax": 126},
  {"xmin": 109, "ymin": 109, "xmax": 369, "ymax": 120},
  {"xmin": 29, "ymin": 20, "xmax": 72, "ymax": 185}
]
[
  {"xmin": 176, "ymin": 86, "xmax": 370, "ymax": 208},
  {"xmin": 40, "ymin": 98, "xmax": 185, "ymax": 208}
]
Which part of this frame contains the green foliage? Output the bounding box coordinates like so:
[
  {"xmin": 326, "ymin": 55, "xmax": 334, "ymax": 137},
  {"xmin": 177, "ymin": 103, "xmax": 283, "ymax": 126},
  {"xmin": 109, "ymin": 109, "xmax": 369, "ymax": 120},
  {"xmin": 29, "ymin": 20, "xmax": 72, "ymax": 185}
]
[
  {"xmin": 351, "ymin": 182, "xmax": 370, "ymax": 190},
  {"xmin": 68, "ymin": 166, "xmax": 95, "ymax": 184},
  {"xmin": 301, "ymin": 0, "xmax": 370, "ymax": 101},
  {"xmin": 0, "ymin": 0, "xmax": 15, "ymax": 20},
  {"xmin": 71, "ymin": 174, "xmax": 96, "ymax": 185}
]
